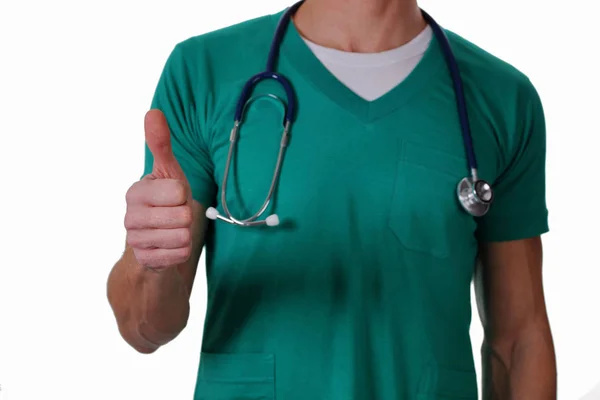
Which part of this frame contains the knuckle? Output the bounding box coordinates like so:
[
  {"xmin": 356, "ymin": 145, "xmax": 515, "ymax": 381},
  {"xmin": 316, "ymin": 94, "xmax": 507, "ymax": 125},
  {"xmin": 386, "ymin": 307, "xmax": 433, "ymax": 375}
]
[
  {"xmin": 176, "ymin": 246, "xmax": 192, "ymax": 263},
  {"xmin": 180, "ymin": 229, "xmax": 192, "ymax": 247},
  {"xmin": 180, "ymin": 206, "xmax": 193, "ymax": 227},
  {"xmin": 126, "ymin": 231, "xmax": 136, "ymax": 247},
  {"xmin": 136, "ymin": 252, "xmax": 167, "ymax": 269},
  {"xmin": 123, "ymin": 213, "xmax": 136, "ymax": 230},
  {"xmin": 125, "ymin": 207, "xmax": 150, "ymax": 230},
  {"xmin": 125, "ymin": 181, "xmax": 142, "ymax": 204},
  {"xmin": 126, "ymin": 231, "xmax": 144, "ymax": 248},
  {"xmin": 133, "ymin": 249, "xmax": 151, "ymax": 266},
  {"xmin": 172, "ymin": 181, "xmax": 188, "ymax": 204}
]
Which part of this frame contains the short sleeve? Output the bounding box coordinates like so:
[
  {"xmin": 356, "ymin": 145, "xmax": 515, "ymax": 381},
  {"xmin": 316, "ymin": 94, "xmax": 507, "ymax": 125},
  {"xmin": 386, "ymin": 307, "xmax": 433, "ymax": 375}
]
[
  {"xmin": 142, "ymin": 43, "xmax": 217, "ymax": 208},
  {"xmin": 476, "ymin": 80, "xmax": 549, "ymax": 242}
]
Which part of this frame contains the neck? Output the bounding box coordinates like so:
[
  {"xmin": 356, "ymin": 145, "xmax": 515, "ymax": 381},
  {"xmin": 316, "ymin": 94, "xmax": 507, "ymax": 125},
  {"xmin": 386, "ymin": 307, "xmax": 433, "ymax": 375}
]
[{"xmin": 293, "ymin": 0, "xmax": 426, "ymax": 53}]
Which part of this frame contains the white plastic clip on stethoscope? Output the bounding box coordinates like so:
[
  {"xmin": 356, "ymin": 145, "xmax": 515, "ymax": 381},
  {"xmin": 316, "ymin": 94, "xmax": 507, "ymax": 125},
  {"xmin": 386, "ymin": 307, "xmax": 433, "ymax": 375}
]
[{"xmin": 206, "ymin": 1, "xmax": 495, "ymax": 227}]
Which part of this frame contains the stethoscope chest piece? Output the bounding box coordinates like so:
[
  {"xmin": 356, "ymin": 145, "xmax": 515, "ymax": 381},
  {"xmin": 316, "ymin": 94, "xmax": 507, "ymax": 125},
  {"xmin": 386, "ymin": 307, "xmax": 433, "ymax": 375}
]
[{"xmin": 457, "ymin": 177, "xmax": 494, "ymax": 217}]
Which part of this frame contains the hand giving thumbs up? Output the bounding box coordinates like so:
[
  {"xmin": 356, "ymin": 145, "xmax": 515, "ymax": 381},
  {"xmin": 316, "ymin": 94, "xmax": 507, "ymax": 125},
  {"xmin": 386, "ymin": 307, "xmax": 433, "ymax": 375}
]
[{"xmin": 124, "ymin": 110, "xmax": 193, "ymax": 270}]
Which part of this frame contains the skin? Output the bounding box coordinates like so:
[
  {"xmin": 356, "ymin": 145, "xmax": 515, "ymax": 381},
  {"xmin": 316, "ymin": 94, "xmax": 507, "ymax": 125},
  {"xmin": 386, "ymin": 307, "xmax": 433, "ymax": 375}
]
[
  {"xmin": 107, "ymin": 1, "xmax": 557, "ymax": 397},
  {"xmin": 107, "ymin": 110, "xmax": 208, "ymax": 353},
  {"xmin": 476, "ymin": 238, "xmax": 557, "ymax": 399},
  {"xmin": 293, "ymin": 0, "xmax": 427, "ymax": 53}
]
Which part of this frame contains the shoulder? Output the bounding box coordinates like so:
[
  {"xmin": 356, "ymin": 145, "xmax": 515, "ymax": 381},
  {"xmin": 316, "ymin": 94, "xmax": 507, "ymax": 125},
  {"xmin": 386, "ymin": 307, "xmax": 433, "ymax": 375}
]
[
  {"xmin": 186, "ymin": 13, "xmax": 276, "ymax": 50},
  {"xmin": 445, "ymin": 29, "xmax": 541, "ymax": 110},
  {"xmin": 152, "ymin": 13, "xmax": 280, "ymax": 144},
  {"xmin": 169, "ymin": 13, "xmax": 277, "ymax": 82},
  {"xmin": 445, "ymin": 30, "xmax": 544, "ymax": 146},
  {"xmin": 445, "ymin": 30, "xmax": 533, "ymax": 90}
]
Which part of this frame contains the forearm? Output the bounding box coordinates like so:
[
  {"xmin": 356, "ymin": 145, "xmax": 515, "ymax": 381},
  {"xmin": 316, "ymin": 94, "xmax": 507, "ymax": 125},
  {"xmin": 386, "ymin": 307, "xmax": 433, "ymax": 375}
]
[
  {"xmin": 107, "ymin": 248, "xmax": 190, "ymax": 353},
  {"xmin": 482, "ymin": 323, "xmax": 557, "ymax": 399}
]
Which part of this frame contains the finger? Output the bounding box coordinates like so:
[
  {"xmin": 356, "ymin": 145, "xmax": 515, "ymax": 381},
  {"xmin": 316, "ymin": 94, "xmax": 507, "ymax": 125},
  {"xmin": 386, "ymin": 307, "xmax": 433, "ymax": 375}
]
[
  {"xmin": 126, "ymin": 179, "xmax": 188, "ymax": 206},
  {"xmin": 133, "ymin": 247, "xmax": 192, "ymax": 269},
  {"xmin": 124, "ymin": 205, "xmax": 193, "ymax": 230},
  {"xmin": 144, "ymin": 109, "xmax": 184, "ymax": 179},
  {"xmin": 127, "ymin": 228, "xmax": 192, "ymax": 250}
]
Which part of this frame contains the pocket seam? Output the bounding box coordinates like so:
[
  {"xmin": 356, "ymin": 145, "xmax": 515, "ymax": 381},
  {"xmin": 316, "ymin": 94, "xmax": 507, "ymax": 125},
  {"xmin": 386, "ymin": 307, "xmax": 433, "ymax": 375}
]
[
  {"xmin": 417, "ymin": 363, "xmax": 478, "ymax": 399},
  {"xmin": 401, "ymin": 139, "xmax": 468, "ymax": 181},
  {"xmin": 201, "ymin": 378, "xmax": 274, "ymax": 384},
  {"xmin": 402, "ymin": 138, "xmax": 468, "ymax": 163},
  {"xmin": 196, "ymin": 352, "xmax": 275, "ymax": 400},
  {"xmin": 400, "ymin": 159, "xmax": 463, "ymax": 183}
]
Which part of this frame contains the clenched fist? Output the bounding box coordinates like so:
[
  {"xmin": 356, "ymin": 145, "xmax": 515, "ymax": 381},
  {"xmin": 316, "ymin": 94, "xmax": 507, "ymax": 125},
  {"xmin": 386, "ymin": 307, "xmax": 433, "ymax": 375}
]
[{"xmin": 124, "ymin": 110, "xmax": 193, "ymax": 270}]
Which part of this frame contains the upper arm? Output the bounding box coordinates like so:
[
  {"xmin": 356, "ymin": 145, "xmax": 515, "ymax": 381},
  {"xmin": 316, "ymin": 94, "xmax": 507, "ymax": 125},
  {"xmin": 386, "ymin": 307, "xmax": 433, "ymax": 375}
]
[
  {"xmin": 474, "ymin": 238, "xmax": 550, "ymax": 344},
  {"xmin": 476, "ymin": 78, "xmax": 548, "ymax": 243},
  {"xmin": 474, "ymin": 77, "xmax": 551, "ymax": 343}
]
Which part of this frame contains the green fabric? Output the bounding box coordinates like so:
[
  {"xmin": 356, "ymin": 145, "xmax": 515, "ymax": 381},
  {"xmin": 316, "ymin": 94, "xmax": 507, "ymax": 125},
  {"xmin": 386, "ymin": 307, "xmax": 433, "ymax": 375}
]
[{"xmin": 143, "ymin": 9, "xmax": 549, "ymax": 400}]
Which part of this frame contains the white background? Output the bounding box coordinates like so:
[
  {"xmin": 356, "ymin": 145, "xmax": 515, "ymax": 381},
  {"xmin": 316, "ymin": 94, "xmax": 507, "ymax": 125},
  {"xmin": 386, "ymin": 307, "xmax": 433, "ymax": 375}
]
[{"xmin": 1, "ymin": 0, "xmax": 599, "ymax": 399}]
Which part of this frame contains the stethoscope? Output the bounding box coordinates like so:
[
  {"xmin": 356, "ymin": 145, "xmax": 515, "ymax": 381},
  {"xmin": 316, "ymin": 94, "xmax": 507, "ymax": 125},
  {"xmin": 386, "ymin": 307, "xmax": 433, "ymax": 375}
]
[{"xmin": 206, "ymin": 1, "xmax": 494, "ymax": 227}]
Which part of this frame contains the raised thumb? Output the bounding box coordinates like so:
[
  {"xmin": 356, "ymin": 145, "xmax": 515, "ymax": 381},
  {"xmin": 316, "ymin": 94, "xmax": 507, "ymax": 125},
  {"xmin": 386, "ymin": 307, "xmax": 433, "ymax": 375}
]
[{"xmin": 144, "ymin": 109, "xmax": 183, "ymax": 179}]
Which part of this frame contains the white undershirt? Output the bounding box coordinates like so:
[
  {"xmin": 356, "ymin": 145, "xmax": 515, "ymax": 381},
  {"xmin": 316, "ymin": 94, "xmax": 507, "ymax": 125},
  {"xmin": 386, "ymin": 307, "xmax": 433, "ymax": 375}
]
[{"xmin": 301, "ymin": 25, "xmax": 433, "ymax": 101}]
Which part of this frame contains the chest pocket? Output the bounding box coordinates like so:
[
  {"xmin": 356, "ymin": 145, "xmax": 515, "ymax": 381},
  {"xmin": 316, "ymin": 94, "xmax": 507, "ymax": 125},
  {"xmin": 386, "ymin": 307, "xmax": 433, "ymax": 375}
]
[{"xmin": 388, "ymin": 139, "xmax": 477, "ymax": 259}]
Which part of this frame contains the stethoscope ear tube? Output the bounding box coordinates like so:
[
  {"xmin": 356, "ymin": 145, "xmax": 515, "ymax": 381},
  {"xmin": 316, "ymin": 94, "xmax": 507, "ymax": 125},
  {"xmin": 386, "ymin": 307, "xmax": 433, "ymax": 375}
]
[
  {"xmin": 234, "ymin": 72, "xmax": 297, "ymax": 124},
  {"xmin": 207, "ymin": 95, "xmax": 291, "ymax": 227}
]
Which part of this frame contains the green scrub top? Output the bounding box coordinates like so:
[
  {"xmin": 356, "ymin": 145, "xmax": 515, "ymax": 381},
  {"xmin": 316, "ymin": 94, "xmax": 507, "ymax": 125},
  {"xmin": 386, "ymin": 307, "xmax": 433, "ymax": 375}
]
[{"xmin": 142, "ymin": 9, "xmax": 549, "ymax": 400}]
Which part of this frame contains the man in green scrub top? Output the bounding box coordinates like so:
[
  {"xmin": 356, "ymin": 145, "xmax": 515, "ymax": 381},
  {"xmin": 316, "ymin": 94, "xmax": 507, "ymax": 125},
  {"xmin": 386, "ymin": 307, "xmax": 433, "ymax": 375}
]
[{"xmin": 107, "ymin": 0, "xmax": 557, "ymax": 398}]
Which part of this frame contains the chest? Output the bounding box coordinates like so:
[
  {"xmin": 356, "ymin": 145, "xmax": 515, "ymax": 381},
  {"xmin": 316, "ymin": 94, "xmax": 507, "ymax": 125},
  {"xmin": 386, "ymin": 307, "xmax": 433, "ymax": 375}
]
[{"xmin": 205, "ymin": 84, "xmax": 500, "ymax": 260}]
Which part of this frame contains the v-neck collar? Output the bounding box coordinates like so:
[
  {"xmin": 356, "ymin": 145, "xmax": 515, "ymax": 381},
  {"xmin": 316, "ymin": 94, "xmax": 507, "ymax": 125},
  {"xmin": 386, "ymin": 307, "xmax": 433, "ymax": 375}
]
[{"xmin": 270, "ymin": 9, "xmax": 446, "ymax": 124}]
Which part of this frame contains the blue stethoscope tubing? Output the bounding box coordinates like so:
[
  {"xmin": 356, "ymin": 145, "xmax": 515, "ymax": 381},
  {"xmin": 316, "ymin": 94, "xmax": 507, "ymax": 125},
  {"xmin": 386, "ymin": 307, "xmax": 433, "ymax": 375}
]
[{"xmin": 205, "ymin": 1, "xmax": 494, "ymax": 227}]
